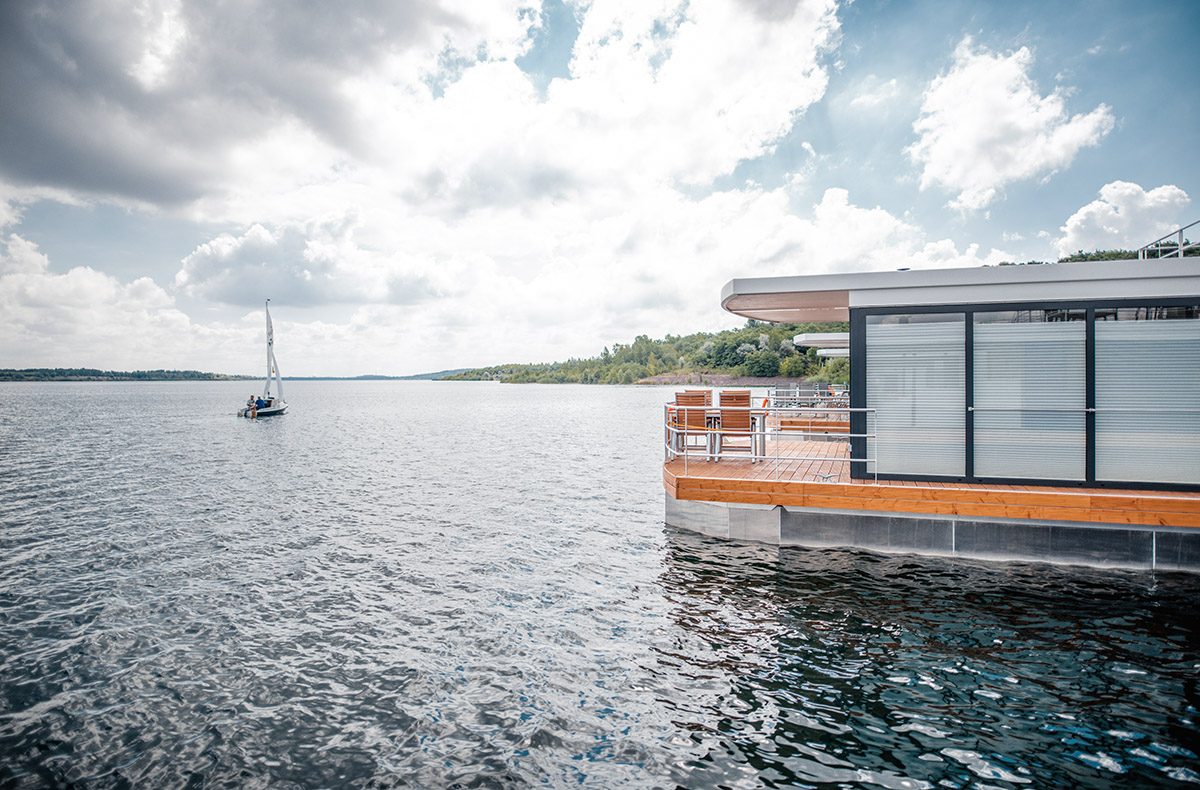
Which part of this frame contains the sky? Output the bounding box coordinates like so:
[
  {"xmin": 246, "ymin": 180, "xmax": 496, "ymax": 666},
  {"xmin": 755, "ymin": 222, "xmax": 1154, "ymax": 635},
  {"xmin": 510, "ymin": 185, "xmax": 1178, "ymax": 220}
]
[{"xmin": 1, "ymin": 0, "xmax": 1198, "ymax": 377}]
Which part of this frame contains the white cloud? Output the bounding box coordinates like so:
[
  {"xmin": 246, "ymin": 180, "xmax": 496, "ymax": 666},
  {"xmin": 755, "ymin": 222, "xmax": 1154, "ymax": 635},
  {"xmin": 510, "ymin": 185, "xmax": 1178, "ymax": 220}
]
[
  {"xmin": 0, "ymin": 233, "xmax": 53, "ymax": 276},
  {"xmin": 0, "ymin": 233, "xmax": 232, "ymax": 370},
  {"xmin": 178, "ymin": 183, "xmax": 1008, "ymax": 369},
  {"xmin": 0, "ymin": 198, "xmax": 22, "ymax": 234},
  {"xmin": 560, "ymin": 0, "xmax": 839, "ymax": 185},
  {"xmin": 0, "ymin": 0, "xmax": 840, "ymax": 215},
  {"xmin": 2, "ymin": 2, "xmax": 1036, "ymax": 376},
  {"xmin": 849, "ymin": 75, "xmax": 899, "ymax": 109},
  {"xmin": 126, "ymin": 0, "xmax": 186, "ymax": 90},
  {"xmin": 0, "ymin": 0, "xmax": 542, "ymax": 206},
  {"xmin": 327, "ymin": 0, "xmax": 842, "ymax": 224},
  {"xmin": 2, "ymin": 172, "xmax": 1015, "ymax": 376},
  {"xmin": 178, "ymin": 219, "xmax": 375, "ymax": 306},
  {"xmin": 1055, "ymin": 181, "xmax": 1190, "ymax": 257},
  {"xmin": 0, "ymin": 181, "xmax": 89, "ymax": 231},
  {"xmin": 907, "ymin": 36, "xmax": 1114, "ymax": 211}
]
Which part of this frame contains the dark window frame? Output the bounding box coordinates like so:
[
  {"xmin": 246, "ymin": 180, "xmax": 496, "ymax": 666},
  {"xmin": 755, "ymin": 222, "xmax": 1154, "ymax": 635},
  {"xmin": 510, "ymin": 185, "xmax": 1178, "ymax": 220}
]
[{"xmin": 849, "ymin": 296, "xmax": 1200, "ymax": 492}]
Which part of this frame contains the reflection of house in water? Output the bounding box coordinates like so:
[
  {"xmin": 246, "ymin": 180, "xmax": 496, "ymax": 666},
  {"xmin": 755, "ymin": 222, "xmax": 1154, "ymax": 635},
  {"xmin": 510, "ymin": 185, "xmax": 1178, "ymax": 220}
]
[
  {"xmin": 654, "ymin": 527, "xmax": 1200, "ymax": 787},
  {"xmin": 664, "ymin": 250, "xmax": 1200, "ymax": 571}
]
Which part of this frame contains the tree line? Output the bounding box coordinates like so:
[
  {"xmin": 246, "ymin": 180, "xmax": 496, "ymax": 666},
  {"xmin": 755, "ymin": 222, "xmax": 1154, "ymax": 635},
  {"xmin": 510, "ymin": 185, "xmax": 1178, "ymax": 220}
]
[
  {"xmin": 1002, "ymin": 241, "xmax": 1198, "ymax": 266},
  {"xmin": 442, "ymin": 320, "xmax": 850, "ymax": 385},
  {"xmin": 0, "ymin": 368, "xmax": 251, "ymax": 381}
]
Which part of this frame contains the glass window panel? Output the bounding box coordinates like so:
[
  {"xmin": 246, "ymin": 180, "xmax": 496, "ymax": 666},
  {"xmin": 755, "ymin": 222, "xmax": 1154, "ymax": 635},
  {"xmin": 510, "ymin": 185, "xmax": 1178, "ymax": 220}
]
[
  {"xmin": 1096, "ymin": 309, "xmax": 1200, "ymax": 484},
  {"xmin": 866, "ymin": 314, "xmax": 964, "ymax": 476},
  {"xmin": 973, "ymin": 315, "xmax": 1085, "ymax": 480}
]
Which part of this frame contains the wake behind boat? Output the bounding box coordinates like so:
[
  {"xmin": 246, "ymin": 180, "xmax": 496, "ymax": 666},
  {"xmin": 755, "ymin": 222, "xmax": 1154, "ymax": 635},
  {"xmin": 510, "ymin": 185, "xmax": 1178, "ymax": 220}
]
[{"xmin": 238, "ymin": 300, "xmax": 287, "ymax": 418}]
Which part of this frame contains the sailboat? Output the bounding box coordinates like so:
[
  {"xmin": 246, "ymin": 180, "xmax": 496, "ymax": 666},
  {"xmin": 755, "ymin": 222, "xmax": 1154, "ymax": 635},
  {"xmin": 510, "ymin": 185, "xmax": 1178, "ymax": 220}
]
[{"xmin": 238, "ymin": 300, "xmax": 288, "ymax": 418}]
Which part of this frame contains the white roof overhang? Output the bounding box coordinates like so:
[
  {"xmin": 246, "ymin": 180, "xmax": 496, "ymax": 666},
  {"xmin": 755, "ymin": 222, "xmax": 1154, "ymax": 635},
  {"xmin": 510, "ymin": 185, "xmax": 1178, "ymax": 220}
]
[
  {"xmin": 721, "ymin": 259, "xmax": 1200, "ymax": 322},
  {"xmin": 793, "ymin": 332, "xmax": 850, "ymax": 348}
]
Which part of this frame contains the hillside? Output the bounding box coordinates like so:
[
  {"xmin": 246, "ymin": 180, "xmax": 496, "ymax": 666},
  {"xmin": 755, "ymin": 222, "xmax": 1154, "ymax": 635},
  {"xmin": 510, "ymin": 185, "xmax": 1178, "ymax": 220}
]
[{"xmin": 442, "ymin": 320, "xmax": 850, "ymax": 385}]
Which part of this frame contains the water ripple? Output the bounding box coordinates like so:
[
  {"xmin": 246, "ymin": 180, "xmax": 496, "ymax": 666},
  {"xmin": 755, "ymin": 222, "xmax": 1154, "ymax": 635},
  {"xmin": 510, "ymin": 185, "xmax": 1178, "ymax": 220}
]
[{"xmin": 1, "ymin": 381, "xmax": 1198, "ymax": 788}]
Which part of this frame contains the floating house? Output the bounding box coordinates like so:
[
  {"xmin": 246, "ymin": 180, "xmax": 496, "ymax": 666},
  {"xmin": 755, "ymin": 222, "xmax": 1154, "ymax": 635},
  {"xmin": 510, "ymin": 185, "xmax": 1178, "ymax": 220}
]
[{"xmin": 664, "ymin": 253, "xmax": 1200, "ymax": 571}]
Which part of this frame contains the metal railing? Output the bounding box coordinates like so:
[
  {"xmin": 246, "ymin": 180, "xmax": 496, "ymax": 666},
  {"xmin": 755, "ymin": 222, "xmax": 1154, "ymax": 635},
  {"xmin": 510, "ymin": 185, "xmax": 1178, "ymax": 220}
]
[
  {"xmin": 767, "ymin": 389, "xmax": 848, "ymax": 410},
  {"xmin": 663, "ymin": 400, "xmax": 878, "ymax": 483},
  {"xmin": 1138, "ymin": 219, "xmax": 1199, "ymax": 259}
]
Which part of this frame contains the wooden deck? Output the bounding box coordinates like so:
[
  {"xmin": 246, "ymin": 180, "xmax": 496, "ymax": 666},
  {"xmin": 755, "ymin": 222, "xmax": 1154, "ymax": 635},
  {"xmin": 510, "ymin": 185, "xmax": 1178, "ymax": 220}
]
[{"xmin": 664, "ymin": 440, "xmax": 1200, "ymax": 529}]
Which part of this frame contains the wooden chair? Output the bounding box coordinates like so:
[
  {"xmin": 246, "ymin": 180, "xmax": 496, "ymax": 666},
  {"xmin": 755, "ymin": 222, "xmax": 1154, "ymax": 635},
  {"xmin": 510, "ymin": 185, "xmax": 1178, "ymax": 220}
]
[
  {"xmin": 673, "ymin": 392, "xmax": 711, "ymax": 459},
  {"xmin": 715, "ymin": 390, "xmax": 754, "ymax": 460}
]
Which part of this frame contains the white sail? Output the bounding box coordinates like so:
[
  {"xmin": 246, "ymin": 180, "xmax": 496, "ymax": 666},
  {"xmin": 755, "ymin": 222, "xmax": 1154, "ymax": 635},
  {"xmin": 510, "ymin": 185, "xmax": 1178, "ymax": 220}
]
[{"xmin": 262, "ymin": 300, "xmax": 284, "ymax": 401}]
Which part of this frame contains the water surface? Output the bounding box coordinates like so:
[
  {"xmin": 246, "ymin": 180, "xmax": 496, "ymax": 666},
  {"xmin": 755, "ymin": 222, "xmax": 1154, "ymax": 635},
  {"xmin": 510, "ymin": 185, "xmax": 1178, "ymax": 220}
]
[{"xmin": 1, "ymin": 381, "xmax": 1197, "ymax": 788}]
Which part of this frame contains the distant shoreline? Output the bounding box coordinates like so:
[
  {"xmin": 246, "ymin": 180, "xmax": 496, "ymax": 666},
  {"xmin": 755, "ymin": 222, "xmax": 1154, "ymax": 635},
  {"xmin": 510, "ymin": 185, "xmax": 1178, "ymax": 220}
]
[
  {"xmin": 2, "ymin": 373, "xmax": 812, "ymax": 386},
  {"xmin": 0, "ymin": 369, "xmax": 252, "ymax": 382},
  {"xmin": 1, "ymin": 369, "xmax": 811, "ymax": 386},
  {"xmin": 0, "ymin": 368, "xmax": 470, "ymax": 382}
]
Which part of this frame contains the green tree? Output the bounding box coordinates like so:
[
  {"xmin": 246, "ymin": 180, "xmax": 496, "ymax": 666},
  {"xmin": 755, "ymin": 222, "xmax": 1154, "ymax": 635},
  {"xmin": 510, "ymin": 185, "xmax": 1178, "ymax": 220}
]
[
  {"xmin": 779, "ymin": 355, "xmax": 808, "ymax": 378},
  {"xmin": 744, "ymin": 350, "xmax": 781, "ymax": 377},
  {"xmin": 808, "ymin": 357, "xmax": 849, "ymax": 385},
  {"xmin": 1056, "ymin": 249, "xmax": 1136, "ymax": 263},
  {"xmin": 442, "ymin": 319, "xmax": 849, "ymax": 383}
]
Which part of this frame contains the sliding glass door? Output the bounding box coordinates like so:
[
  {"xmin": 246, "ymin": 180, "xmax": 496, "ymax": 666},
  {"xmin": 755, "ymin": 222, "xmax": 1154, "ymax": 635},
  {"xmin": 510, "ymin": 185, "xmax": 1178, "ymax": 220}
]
[
  {"xmin": 865, "ymin": 314, "xmax": 964, "ymax": 476},
  {"xmin": 973, "ymin": 311, "xmax": 1086, "ymax": 480},
  {"xmin": 1095, "ymin": 307, "xmax": 1200, "ymax": 484}
]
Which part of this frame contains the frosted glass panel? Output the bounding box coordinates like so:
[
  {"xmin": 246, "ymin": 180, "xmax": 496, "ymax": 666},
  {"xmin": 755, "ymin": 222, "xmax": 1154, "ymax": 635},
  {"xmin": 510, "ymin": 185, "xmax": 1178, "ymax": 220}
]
[
  {"xmin": 973, "ymin": 320, "xmax": 1085, "ymax": 480},
  {"xmin": 866, "ymin": 316, "xmax": 964, "ymax": 476},
  {"xmin": 1096, "ymin": 319, "xmax": 1200, "ymax": 484}
]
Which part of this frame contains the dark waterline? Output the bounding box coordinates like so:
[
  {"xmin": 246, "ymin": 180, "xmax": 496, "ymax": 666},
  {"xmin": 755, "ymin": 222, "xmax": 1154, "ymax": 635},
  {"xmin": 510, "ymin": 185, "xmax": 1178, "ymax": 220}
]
[{"xmin": 1, "ymin": 381, "xmax": 1197, "ymax": 788}]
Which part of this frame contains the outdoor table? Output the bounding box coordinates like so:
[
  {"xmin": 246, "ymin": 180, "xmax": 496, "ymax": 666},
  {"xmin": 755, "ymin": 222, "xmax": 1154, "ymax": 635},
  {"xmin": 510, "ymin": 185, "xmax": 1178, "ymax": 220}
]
[{"xmin": 706, "ymin": 408, "xmax": 768, "ymax": 461}]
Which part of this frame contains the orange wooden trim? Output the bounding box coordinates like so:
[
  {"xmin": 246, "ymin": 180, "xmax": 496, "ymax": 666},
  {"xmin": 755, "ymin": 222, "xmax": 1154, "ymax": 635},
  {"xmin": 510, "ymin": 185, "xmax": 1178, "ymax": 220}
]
[
  {"xmin": 673, "ymin": 484, "xmax": 1200, "ymax": 528},
  {"xmin": 668, "ymin": 472, "xmax": 1200, "ymax": 528},
  {"xmin": 670, "ymin": 470, "xmax": 1200, "ymax": 507}
]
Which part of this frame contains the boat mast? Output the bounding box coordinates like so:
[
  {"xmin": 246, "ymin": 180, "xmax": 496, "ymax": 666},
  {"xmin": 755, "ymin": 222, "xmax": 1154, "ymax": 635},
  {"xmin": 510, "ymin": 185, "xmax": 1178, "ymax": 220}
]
[{"xmin": 263, "ymin": 299, "xmax": 276, "ymax": 400}]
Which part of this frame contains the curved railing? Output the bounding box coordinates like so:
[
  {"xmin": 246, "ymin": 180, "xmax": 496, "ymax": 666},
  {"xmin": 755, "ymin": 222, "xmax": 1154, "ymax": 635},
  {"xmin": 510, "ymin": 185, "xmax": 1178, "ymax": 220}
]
[{"xmin": 663, "ymin": 398, "xmax": 878, "ymax": 483}]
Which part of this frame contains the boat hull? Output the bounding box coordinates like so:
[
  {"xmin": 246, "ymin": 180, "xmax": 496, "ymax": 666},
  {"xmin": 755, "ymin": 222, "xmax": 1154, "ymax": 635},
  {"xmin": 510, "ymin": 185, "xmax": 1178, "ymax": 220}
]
[{"xmin": 238, "ymin": 403, "xmax": 287, "ymax": 418}]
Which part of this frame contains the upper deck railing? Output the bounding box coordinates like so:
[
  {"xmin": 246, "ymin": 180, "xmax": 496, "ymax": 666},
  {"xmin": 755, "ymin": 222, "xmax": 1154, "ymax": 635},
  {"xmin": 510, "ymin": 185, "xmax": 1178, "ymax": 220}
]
[{"xmin": 1138, "ymin": 219, "xmax": 1199, "ymax": 259}]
